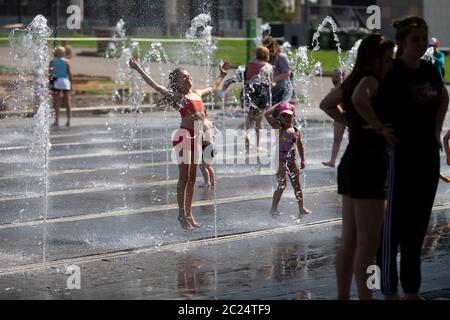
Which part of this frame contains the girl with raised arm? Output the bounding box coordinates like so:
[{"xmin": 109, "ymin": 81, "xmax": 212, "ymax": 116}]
[{"xmin": 130, "ymin": 58, "xmax": 230, "ymax": 230}]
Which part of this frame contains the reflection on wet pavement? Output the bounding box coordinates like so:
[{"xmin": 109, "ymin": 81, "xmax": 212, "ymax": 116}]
[{"xmin": 0, "ymin": 114, "xmax": 449, "ymax": 299}]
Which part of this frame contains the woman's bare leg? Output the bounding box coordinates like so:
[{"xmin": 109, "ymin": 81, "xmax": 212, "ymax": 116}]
[
  {"xmin": 353, "ymin": 199, "xmax": 386, "ymax": 300},
  {"xmin": 323, "ymin": 122, "xmax": 345, "ymax": 167},
  {"xmin": 336, "ymin": 195, "xmax": 356, "ymax": 299}
]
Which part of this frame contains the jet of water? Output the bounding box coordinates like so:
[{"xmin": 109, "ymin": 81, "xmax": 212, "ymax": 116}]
[
  {"xmin": 311, "ymin": 16, "xmax": 344, "ymax": 71},
  {"xmin": 9, "ymin": 14, "xmax": 52, "ymax": 262}
]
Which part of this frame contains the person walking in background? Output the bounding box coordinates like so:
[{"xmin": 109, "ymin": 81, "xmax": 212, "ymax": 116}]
[
  {"xmin": 242, "ymin": 45, "xmax": 272, "ymax": 154},
  {"xmin": 323, "ymin": 69, "xmax": 347, "ymax": 168},
  {"xmin": 429, "ymin": 37, "xmax": 445, "ymax": 80},
  {"xmin": 378, "ymin": 17, "xmax": 449, "ymax": 300},
  {"xmin": 320, "ymin": 34, "xmax": 396, "ymax": 299},
  {"xmin": 262, "ymin": 36, "xmax": 292, "ymax": 105},
  {"xmin": 49, "ymin": 46, "xmax": 73, "ymax": 127}
]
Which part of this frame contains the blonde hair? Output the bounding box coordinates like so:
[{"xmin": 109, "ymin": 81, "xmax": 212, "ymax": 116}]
[{"xmin": 54, "ymin": 46, "xmax": 66, "ymax": 58}]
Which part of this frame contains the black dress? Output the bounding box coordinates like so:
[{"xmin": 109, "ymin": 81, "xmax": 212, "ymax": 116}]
[{"xmin": 337, "ymin": 74, "xmax": 390, "ymax": 199}]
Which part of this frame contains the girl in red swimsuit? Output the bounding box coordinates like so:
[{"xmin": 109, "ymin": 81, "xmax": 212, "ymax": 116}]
[{"xmin": 130, "ymin": 58, "xmax": 230, "ymax": 230}]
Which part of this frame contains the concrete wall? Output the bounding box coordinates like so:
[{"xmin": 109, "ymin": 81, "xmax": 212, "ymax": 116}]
[
  {"xmin": 378, "ymin": 0, "xmax": 423, "ymax": 41},
  {"xmin": 423, "ymin": 0, "xmax": 450, "ymax": 48}
]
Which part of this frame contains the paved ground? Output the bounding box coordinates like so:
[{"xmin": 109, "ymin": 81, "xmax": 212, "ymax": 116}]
[
  {"xmin": 0, "ymin": 110, "xmax": 449, "ymax": 300},
  {"xmin": 1, "ymin": 44, "xmax": 450, "ymax": 300}
]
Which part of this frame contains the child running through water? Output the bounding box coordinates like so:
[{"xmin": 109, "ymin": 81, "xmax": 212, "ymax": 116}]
[
  {"xmin": 265, "ymin": 102, "xmax": 312, "ymax": 217},
  {"xmin": 129, "ymin": 58, "xmax": 230, "ymax": 230},
  {"xmin": 200, "ymin": 110, "xmax": 218, "ymax": 188}
]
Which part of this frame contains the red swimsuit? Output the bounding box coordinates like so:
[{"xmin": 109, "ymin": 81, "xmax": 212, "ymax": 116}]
[
  {"xmin": 172, "ymin": 98, "xmax": 205, "ymax": 158},
  {"xmin": 178, "ymin": 98, "xmax": 204, "ymax": 118}
]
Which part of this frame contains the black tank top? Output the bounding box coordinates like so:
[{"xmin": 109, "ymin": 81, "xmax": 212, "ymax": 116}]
[
  {"xmin": 343, "ymin": 74, "xmax": 389, "ymax": 152},
  {"xmin": 383, "ymin": 59, "xmax": 443, "ymax": 147}
]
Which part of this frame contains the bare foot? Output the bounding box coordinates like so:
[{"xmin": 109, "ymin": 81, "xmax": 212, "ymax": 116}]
[
  {"xmin": 322, "ymin": 161, "xmax": 335, "ymax": 168},
  {"xmin": 187, "ymin": 216, "xmax": 200, "ymax": 228},
  {"xmin": 299, "ymin": 207, "xmax": 312, "ymax": 216},
  {"xmin": 269, "ymin": 209, "xmax": 281, "ymax": 217},
  {"xmin": 199, "ymin": 183, "xmax": 212, "ymax": 188},
  {"xmin": 178, "ymin": 216, "xmax": 193, "ymax": 230},
  {"xmin": 404, "ymin": 293, "xmax": 425, "ymax": 300}
]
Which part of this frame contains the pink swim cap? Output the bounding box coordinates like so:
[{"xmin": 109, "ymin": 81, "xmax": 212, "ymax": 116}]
[{"xmin": 279, "ymin": 102, "xmax": 296, "ymax": 116}]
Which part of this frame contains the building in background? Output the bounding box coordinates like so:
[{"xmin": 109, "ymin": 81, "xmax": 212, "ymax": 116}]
[
  {"xmin": 0, "ymin": 0, "xmax": 253, "ymax": 37},
  {"xmin": 0, "ymin": 0, "xmax": 448, "ymax": 48},
  {"xmin": 378, "ymin": 0, "xmax": 449, "ymax": 48}
]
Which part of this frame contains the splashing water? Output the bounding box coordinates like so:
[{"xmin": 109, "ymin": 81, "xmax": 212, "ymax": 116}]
[
  {"xmin": 185, "ymin": 13, "xmax": 211, "ymax": 39},
  {"xmin": 422, "ymin": 46, "xmax": 436, "ymax": 64},
  {"xmin": 256, "ymin": 23, "xmax": 271, "ymax": 46},
  {"xmin": 144, "ymin": 42, "xmax": 171, "ymax": 185},
  {"xmin": 311, "ymin": 16, "xmax": 344, "ymax": 71},
  {"xmin": 185, "ymin": 13, "xmax": 217, "ymax": 100},
  {"xmin": 108, "ymin": 20, "xmax": 145, "ymax": 210},
  {"xmin": 342, "ymin": 39, "xmax": 362, "ymax": 76},
  {"xmin": 106, "ymin": 19, "xmax": 126, "ymax": 59},
  {"xmin": 9, "ymin": 15, "xmax": 52, "ymax": 262}
]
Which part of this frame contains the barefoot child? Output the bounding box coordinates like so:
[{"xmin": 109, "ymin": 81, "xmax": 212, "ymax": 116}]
[
  {"xmin": 49, "ymin": 46, "xmax": 72, "ymax": 127},
  {"xmin": 265, "ymin": 102, "xmax": 311, "ymax": 217},
  {"xmin": 129, "ymin": 58, "xmax": 230, "ymax": 230},
  {"xmin": 200, "ymin": 110, "xmax": 218, "ymax": 188}
]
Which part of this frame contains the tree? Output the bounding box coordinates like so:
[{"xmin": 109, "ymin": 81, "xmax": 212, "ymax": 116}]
[{"xmin": 259, "ymin": 0, "xmax": 295, "ymax": 22}]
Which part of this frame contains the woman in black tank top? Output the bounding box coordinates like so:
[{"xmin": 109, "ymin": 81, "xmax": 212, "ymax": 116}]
[{"xmin": 320, "ymin": 34, "xmax": 396, "ymax": 300}]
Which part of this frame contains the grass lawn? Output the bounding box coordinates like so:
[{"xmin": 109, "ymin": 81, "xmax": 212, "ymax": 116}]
[
  {"xmin": 1, "ymin": 34, "xmax": 449, "ymax": 83},
  {"xmin": 0, "ymin": 65, "xmax": 19, "ymax": 74}
]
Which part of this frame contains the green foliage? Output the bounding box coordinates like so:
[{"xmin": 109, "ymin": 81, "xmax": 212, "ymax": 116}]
[{"xmin": 259, "ymin": 0, "xmax": 295, "ymax": 22}]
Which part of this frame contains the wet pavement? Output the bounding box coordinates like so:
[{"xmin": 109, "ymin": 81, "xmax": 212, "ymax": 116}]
[{"xmin": 0, "ymin": 111, "xmax": 449, "ymax": 299}]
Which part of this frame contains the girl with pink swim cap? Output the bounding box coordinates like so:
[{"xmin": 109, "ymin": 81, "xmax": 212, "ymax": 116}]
[{"xmin": 265, "ymin": 102, "xmax": 312, "ymax": 218}]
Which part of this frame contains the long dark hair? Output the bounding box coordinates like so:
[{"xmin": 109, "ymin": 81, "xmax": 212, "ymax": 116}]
[
  {"xmin": 393, "ymin": 16, "xmax": 428, "ymax": 58},
  {"xmin": 157, "ymin": 67, "xmax": 186, "ymax": 110},
  {"xmin": 262, "ymin": 36, "xmax": 281, "ymax": 60},
  {"xmin": 168, "ymin": 67, "xmax": 186, "ymax": 93},
  {"xmin": 341, "ymin": 34, "xmax": 395, "ymax": 102}
]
